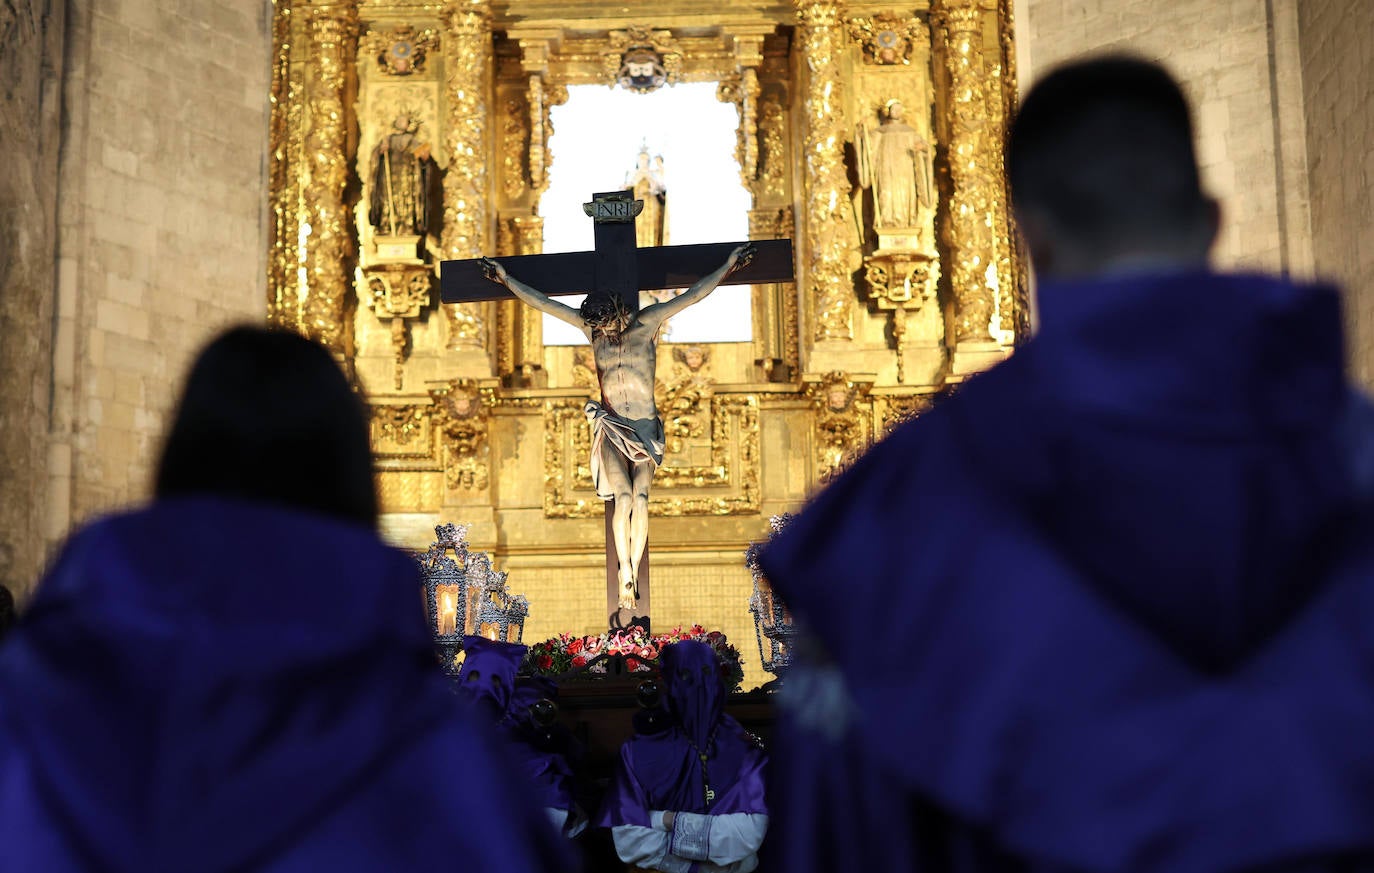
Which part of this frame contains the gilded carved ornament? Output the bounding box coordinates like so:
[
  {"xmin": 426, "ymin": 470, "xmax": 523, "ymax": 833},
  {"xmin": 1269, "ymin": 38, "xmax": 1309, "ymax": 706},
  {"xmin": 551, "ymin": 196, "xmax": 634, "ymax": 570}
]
[
  {"xmin": 543, "ymin": 394, "xmax": 761, "ymax": 518},
  {"xmin": 364, "ymin": 263, "xmax": 434, "ymax": 389},
  {"xmin": 430, "ymin": 378, "xmax": 494, "ymax": 491},
  {"xmin": 363, "ymin": 23, "xmax": 438, "ymax": 76},
  {"xmin": 603, "ymin": 26, "xmax": 683, "ymax": 93},
  {"xmin": 757, "ymin": 93, "xmax": 788, "ymax": 201},
  {"xmin": 654, "ymin": 346, "xmax": 717, "ymax": 457},
  {"xmin": 807, "ymin": 372, "xmax": 875, "ymax": 484},
  {"xmin": 502, "ymin": 95, "xmax": 529, "ymax": 201},
  {"xmin": 848, "ymin": 12, "xmax": 930, "ymax": 66},
  {"xmin": 877, "ymin": 392, "xmax": 937, "ymax": 436}
]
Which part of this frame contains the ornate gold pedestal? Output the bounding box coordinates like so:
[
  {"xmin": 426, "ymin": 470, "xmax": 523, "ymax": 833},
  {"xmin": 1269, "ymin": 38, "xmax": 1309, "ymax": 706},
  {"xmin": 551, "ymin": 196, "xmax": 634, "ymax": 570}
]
[
  {"xmin": 363, "ymin": 263, "xmax": 434, "ymax": 390},
  {"xmin": 862, "ymin": 229, "xmax": 939, "ymax": 384}
]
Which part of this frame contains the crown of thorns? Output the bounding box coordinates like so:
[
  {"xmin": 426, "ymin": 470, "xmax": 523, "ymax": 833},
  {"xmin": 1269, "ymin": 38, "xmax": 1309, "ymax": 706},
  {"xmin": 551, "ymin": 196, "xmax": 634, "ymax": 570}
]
[{"xmin": 580, "ymin": 294, "xmax": 634, "ymax": 329}]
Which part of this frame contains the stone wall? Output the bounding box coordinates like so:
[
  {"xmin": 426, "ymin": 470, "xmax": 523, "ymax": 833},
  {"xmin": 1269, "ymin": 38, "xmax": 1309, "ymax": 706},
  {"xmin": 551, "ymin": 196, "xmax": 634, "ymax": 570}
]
[
  {"xmin": 1014, "ymin": 0, "xmax": 1314, "ymax": 275},
  {"xmin": 46, "ymin": 0, "xmax": 274, "ymax": 570},
  {"xmin": 0, "ymin": 0, "xmax": 65, "ymax": 600},
  {"xmin": 1297, "ymin": 0, "xmax": 1374, "ymax": 383}
]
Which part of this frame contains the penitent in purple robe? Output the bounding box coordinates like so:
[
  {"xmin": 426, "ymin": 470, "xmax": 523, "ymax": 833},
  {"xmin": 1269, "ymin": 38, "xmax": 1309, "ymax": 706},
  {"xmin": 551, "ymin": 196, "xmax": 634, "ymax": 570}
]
[
  {"xmin": 598, "ymin": 640, "xmax": 769, "ymax": 873},
  {"xmin": 0, "ymin": 498, "xmax": 571, "ymax": 873},
  {"xmin": 457, "ymin": 637, "xmax": 585, "ymax": 837},
  {"xmin": 761, "ymin": 272, "xmax": 1374, "ymax": 873}
]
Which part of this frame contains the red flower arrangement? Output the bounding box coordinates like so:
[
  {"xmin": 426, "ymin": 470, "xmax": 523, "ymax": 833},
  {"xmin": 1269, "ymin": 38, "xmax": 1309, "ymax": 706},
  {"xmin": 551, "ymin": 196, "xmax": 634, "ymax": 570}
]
[{"xmin": 520, "ymin": 624, "xmax": 746, "ymax": 693}]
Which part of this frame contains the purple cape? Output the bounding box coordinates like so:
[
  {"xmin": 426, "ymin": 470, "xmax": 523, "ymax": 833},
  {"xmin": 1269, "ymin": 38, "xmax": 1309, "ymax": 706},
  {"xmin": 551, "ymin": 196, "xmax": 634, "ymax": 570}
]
[
  {"xmin": 0, "ymin": 498, "xmax": 571, "ymax": 873},
  {"xmin": 762, "ymin": 272, "xmax": 1374, "ymax": 873},
  {"xmin": 598, "ymin": 640, "xmax": 767, "ymax": 827}
]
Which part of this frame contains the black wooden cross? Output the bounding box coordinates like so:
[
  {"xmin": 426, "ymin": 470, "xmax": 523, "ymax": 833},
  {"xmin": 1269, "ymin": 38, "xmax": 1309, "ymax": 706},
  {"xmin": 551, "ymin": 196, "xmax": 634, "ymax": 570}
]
[{"xmin": 440, "ymin": 189, "xmax": 795, "ymax": 632}]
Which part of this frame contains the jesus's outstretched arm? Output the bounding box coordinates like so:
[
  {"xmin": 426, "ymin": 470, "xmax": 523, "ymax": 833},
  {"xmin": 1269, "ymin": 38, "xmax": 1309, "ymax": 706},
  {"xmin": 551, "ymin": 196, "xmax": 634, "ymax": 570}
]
[
  {"xmin": 480, "ymin": 257, "xmax": 585, "ymax": 330},
  {"xmin": 637, "ymin": 243, "xmax": 756, "ymax": 331}
]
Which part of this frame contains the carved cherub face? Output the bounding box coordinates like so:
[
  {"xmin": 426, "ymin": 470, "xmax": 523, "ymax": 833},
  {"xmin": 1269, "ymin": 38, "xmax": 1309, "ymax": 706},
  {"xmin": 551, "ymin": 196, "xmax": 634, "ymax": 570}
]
[{"xmin": 825, "ymin": 385, "xmax": 852, "ymax": 412}]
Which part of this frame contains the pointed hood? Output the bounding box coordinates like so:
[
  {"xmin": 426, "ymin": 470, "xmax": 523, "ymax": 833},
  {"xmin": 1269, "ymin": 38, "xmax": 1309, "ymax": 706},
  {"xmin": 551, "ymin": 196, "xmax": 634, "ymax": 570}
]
[{"xmin": 455, "ymin": 636, "xmax": 526, "ymax": 716}]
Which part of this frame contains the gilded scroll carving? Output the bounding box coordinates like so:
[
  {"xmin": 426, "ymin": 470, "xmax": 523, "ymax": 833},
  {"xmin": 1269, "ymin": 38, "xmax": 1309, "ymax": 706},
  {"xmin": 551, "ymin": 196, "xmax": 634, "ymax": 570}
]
[
  {"xmin": 796, "ymin": 0, "xmax": 857, "ymax": 341},
  {"xmin": 502, "ymin": 96, "xmax": 529, "ymax": 201},
  {"xmin": 757, "ymin": 93, "xmax": 788, "ymax": 200},
  {"xmin": 439, "ymin": 0, "xmax": 492, "ymax": 349},
  {"xmin": 718, "ymin": 69, "xmax": 761, "ymax": 190},
  {"xmin": 371, "ymin": 403, "xmax": 439, "ymax": 467},
  {"xmin": 301, "ymin": 3, "xmax": 360, "ymax": 355},
  {"xmin": 364, "ymin": 264, "xmax": 434, "ymax": 388}
]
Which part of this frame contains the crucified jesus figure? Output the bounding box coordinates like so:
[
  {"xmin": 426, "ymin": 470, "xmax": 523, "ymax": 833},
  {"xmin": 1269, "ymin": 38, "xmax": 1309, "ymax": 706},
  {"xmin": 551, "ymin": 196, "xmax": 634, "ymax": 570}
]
[{"xmin": 481, "ymin": 242, "xmax": 756, "ymax": 610}]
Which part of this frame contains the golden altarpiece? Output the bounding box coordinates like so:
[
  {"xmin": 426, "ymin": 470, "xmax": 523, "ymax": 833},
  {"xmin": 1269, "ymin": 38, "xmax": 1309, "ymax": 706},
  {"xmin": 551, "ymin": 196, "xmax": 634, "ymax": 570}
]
[{"xmin": 267, "ymin": 0, "xmax": 1025, "ymax": 685}]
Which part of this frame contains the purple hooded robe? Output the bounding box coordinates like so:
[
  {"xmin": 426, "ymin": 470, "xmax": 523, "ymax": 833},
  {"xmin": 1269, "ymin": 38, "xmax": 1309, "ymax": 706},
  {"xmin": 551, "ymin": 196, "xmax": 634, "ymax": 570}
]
[
  {"xmin": 760, "ymin": 271, "xmax": 1374, "ymax": 873},
  {"xmin": 598, "ymin": 640, "xmax": 768, "ymax": 873},
  {"xmin": 0, "ymin": 498, "xmax": 570, "ymax": 873},
  {"xmin": 457, "ymin": 637, "xmax": 584, "ymax": 836}
]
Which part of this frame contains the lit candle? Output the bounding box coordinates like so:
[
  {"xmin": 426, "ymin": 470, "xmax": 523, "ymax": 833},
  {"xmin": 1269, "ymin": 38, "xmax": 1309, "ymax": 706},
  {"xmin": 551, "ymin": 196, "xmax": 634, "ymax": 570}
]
[{"xmin": 439, "ymin": 591, "xmax": 457, "ymax": 635}]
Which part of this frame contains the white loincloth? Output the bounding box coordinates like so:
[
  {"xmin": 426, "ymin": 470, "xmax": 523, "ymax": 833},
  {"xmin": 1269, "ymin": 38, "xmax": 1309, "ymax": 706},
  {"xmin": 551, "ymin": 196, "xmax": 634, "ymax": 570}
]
[{"xmin": 584, "ymin": 400, "xmax": 665, "ymax": 501}]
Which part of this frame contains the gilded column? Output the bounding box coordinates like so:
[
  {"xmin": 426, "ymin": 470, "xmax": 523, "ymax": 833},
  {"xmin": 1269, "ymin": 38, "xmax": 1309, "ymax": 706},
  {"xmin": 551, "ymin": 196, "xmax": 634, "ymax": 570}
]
[
  {"xmin": 934, "ymin": 0, "xmax": 997, "ymax": 342},
  {"xmin": 795, "ymin": 0, "xmax": 854, "ymax": 342},
  {"xmin": 301, "ymin": 2, "xmax": 359, "ymax": 355},
  {"xmin": 440, "ymin": 0, "xmax": 493, "ymax": 350},
  {"xmin": 511, "ymin": 215, "xmax": 545, "ymax": 385}
]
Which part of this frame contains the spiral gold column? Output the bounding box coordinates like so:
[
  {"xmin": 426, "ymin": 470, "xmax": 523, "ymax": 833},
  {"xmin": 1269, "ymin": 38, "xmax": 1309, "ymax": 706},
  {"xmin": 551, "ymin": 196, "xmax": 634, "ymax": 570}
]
[
  {"xmin": 300, "ymin": 1, "xmax": 359, "ymax": 355},
  {"xmin": 934, "ymin": 0, "xmax": 997, "ymax": 343},
  {"xmin": 440, "ymin": 0, "xmax": 493, "ymax": 351},
  {"xmin": 795, "ymin": 0, "xmax": 854, "ymax": 342}
]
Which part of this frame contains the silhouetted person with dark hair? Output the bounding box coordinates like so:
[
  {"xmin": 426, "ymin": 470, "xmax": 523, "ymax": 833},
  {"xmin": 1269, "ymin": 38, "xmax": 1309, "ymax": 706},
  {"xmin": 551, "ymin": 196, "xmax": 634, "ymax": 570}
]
[
  {"xmin": 0, "ymin": 326, "xmax": 570, "ymax": 872},
  {"xmin": 760, "ymin": 56, "xmax": 1374, "ymax": 873}
]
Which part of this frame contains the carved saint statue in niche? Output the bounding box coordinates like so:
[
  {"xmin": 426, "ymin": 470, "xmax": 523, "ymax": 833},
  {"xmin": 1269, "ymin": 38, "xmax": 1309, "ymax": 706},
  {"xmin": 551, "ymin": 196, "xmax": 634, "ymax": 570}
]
[
  {"xmin": 625, "ymin": 145, "xmax": 667, "ymax": 249},
  {"xmin": 368, "ymin": 113, "xmax": 440, "ymax": 240},
  {"xmin": 856, "ymin": 100, "xmax": 935, "ymax": 231}
]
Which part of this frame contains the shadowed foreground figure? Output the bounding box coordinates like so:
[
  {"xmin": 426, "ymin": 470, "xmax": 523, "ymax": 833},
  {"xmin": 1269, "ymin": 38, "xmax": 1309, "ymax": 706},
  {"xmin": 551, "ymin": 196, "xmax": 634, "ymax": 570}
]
[
  {"xmin": 761, "ymin": 56, "xmax": 1374, "ymax": 873},
  {"xmin": 0, "ymin": 326, "xmax": 570, "ymax": 873}
]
